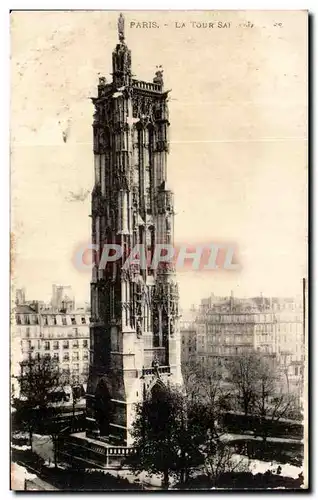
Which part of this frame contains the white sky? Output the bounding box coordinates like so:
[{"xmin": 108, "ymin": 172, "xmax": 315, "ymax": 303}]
[{"xmin": 11, "ymin": 11, "xmax": 307, "ymax": 308}]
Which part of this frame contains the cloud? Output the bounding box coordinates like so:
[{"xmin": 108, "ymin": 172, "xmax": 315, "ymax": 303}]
[{"xmin": 65, "ymin": 189, "xmax": 90, "ymax": 202}]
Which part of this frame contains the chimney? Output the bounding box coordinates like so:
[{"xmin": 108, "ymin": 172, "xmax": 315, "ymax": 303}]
[
  {"xmin": 230, "ymin": 290, "xmax": 234, "ymax": 311},
  {"xmin": 31, "ymin": 301, "xmax": 40, "ymax": 313}
]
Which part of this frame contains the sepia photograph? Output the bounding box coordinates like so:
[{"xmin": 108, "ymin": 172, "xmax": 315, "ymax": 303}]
[{"xmin": 10, "ymin": 10, "xmax": 308, "ymax": 490}]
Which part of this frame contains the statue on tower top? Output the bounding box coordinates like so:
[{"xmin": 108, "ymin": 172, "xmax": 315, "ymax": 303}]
[
  {"xmin": 118, "ymin": 13, "xmax": 125, "ymax": 43},
  {"xmin": 153, "ymin": 65, "xmax": 164, "ymax": 87}
]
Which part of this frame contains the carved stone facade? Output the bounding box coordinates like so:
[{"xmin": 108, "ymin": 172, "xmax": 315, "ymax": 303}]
[{"xmin": 86, "ymin": 16, "xmax": 182, "ymax": 446}]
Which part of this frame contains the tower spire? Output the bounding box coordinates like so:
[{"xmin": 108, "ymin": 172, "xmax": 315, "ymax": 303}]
[{"xmin": 118, "ymin": 12, "xmax": 125, "ymax": 43}]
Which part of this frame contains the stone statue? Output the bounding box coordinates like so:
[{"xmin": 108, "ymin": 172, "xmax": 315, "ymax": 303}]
[
  {"xmin": 136, "ymin": 318, "xmax": 142, "ymax": 338},
  {"xmin": 118, "ymin": 13, "xmax": 125, "ymax": 43},
  {"xmin": 153, "ymin": 65, "xmax": 164, "ymax": 86},
  {"xmin": 152, "ymin": 355, "xmax": 159, "ymax": 368},
  {"xmin": 152, "ymin": 356, "xmax": 161, "ymax": 378}
]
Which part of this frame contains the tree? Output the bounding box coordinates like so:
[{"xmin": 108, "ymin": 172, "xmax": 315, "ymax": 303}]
[
  {"xmin": 183, "ymin": 359, "xmax": 231, "ymax": 428},
  {"xmin": 126, "ymin": 382, "xmax": 214, "ymax": 488},
  {"xmin": 252, "ymin": 356, "xmax": 297, "ymax": 442},
  {"xmin": 202, "ymin": 435, "xmax": 248, "ymax": 487},
  {"xmin": 173, "ymin": 393, "xmax": 217, "ymax": 484},
  {"xmin": 126, "ymin": 378, "xmax": 232, "ymax": 488},
  {"xmin": 184, "ymin": 359, "xmax": 225, "ymax": 400},
  {"xmin": 227, "ymin": 352, "xmax": 297, "ymax": 443},
  {"xmin": 226, "ymin": 353, "xmax": 261, "ymax": 416},
  {"xmin": 126, "ymin": 383, "xmax": 180, "ymax": 488},
  {"xmin": 15, "ymin": 355, "xmax": 62, "ymax": 453},
  {"xmin": 182, "ymin": 361, "xmax": 248, "ymax": 485},
  {"xmin": 182, "ymin": 360, "xmax": 205, "ymax": 403},
  {"xmin": 71, "ymin": 386, "xmax": 81, "ymax": 423},
  {"xmin": 62, "ymin": 370, "xmax": 83, "ymax": 424}
]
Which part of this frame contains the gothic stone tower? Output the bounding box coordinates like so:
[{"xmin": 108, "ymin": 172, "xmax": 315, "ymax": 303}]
[{"xmin": 86, "ymin": 14, "xmax": 182, "ymax": 446}]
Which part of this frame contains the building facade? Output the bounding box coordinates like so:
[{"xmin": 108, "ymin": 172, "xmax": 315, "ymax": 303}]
[
  {"xmin": 180, "ymin": 307, "xmax": 198, "ymax": 367},
  {"xmin": 86, "ymin": 14, "xmax": 182, "ymax": 446},
  {"xmin": 188, "ymin": 293, "xmax": 304, "ymax": 394},
  {"xmin": 12, "ymin": 303, "xmax": 90, "ymax": 398},
  {"xmin": 180, "ymin": 327, "xmax": 197, "ymax": 366}
]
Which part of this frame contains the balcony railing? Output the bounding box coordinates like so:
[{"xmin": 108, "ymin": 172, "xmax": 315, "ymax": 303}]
[
  {"xmin": 142, "ymin": 366, "xmax": 171, "ymax": 377},
  {"xmin": 132, "ymin": 79, "xmax": 162, "ymax": 92}
]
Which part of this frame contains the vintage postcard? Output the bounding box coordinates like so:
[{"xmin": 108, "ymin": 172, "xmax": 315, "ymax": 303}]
[{"xmin": 11, "ymin": 10, "xmax": 308, "ymax": 490}]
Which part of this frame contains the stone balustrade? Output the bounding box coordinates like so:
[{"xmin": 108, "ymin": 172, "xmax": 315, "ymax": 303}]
[{"xmin": 132, "ymin": 79, "xmax": 162, "ymax": 92}]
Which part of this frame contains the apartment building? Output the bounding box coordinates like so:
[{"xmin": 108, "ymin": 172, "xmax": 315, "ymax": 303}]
[
  {"xmin": 12, "ymin": 303, "xmax": 90, "ymax": 398},
  {"xmin": 180, "ymin": 307, "xmax": 198, "ymax": 368},
  {"xmin": 191, "ymin": 292, "xmax": 304, "ymax": 394}
]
